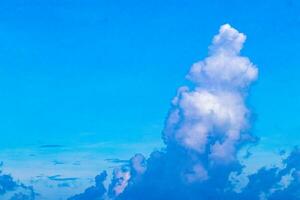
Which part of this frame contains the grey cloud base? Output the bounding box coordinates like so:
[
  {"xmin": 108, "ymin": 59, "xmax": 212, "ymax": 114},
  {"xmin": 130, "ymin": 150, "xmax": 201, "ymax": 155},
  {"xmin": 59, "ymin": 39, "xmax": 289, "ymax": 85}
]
[
  {"xmin": 68, "ymin": 148, "xmax": 300, "ymax": 200},
  {"xmin": 0, "ymin": 169, "xmax": 35, "ymax": 200}
]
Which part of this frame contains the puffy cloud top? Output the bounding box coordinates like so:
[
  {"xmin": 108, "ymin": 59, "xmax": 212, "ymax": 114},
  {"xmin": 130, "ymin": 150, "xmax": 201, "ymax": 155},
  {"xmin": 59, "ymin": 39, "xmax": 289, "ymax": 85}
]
[
  {"xmin": 188, "ymin": 24, "xmax": 258, "ymax": 89},
  {"xmin": 164, "ymin": 24, "xmax": 257, "ymax": 164}
]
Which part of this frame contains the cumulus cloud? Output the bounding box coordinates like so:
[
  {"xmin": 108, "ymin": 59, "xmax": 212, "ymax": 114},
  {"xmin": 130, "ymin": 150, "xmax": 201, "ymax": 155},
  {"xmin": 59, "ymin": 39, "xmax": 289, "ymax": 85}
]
[
  {"xmin": 68, "ymin": 154, "xmax": 146, "ymax": 200},
  {"xmin": 0, "ymin": 168, "xmax": 35, "ymax": 200},
  {"xmin": 187, "ymin": 24, "xmax": 257, "ymax": 89},
  {"xmin": 108, "ymin": 167, "xmax": 131, "ymax": 198},
  {"xmin": 68, "ymin": 171, "xmax": 107, "ymax": 200},
  {"xmin": 68, "ymin": 24, "xmax": 300, "ymax": 200},
  {"xmin": 165, "ymin": 24, "xmax": 257, "ymax": 162},
  {"xmin": 238, "ymin": 148, "xmax": 300, "ymax": 200}
]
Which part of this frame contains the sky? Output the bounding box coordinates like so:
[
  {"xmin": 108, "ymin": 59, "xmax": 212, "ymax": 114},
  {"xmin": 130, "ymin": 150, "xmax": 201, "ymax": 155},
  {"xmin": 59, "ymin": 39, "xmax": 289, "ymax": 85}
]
[{"xmin": 0, "ymin": 0, "xmax": 300, "ymax": 199}]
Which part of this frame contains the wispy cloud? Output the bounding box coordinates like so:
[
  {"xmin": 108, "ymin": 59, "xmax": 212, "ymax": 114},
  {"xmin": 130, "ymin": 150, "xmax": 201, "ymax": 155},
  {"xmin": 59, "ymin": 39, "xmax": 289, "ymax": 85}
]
[
  {"xmin": 48, "ymin": 175, "xmax": 78, "ymax": 182},
  {"xmin": 105, "ymin": 159, "xmax": 129, "ymax": 164},
  {"xmin": 39, "ymin": 145, "xmax": 65, "ymax": 149}
]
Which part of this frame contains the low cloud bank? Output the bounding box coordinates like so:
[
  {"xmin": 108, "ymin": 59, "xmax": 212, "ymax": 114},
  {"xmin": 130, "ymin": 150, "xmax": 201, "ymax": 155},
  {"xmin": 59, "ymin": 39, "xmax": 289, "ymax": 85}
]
[
  {"xmin": 68, "ymin": 24, "xmax": 300, "ymax": 200},
  {"xmin": 0, "ymin": 164, "xmax": 35, "ymax": 200}
]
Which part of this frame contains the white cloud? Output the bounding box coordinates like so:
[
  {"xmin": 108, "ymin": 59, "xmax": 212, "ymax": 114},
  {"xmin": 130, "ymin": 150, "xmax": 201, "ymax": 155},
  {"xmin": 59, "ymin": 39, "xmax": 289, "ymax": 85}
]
[
  {"xmin": 187, "ymin": 24, "xmax": 257, "ymax": 89},
  {"xmin": 164, "ymin": 24, "xmax": 258, "ymax": 164}
]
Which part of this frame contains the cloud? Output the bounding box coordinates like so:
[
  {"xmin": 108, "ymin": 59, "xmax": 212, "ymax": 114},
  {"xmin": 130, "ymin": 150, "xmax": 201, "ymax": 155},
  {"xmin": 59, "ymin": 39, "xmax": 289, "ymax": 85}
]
[
  {"xmin": 237, "ymin": 148, "xmax": 300, "ymax": 200},
  {"xmin": 68, "ymin": 24, "xmax": 300, "ymax": 200},
  {"xmin": 108, "ymin": 167, "xmax": 131, "ymax": 198},
  {"xmin": 105, "ymin": 159, "xmax": 129, "ymax": 164},
  {"xmin": 163, "ymin": 24, "xmax": 257, "ymax": 164},
  {"xmin": 48, "ymin": 175, "xmax": 78, "ymax": 182},
  {"xmin": 68, "ymin": 171, "xmax": 107, "ymax": 200},
  {"xmin": 187, "ymin": 24, "xmax": 257, "ymax": 89},
  {"xmin": 0, "ymin": 169, "xmax": 35, "ymax": 200},
  {"xmin": 52, "ymin": 160, "xmax": 65, "ymax": 165},
  {"xmin": 39, "ymin": 144, "xmax": 64, "ymax": 149}
]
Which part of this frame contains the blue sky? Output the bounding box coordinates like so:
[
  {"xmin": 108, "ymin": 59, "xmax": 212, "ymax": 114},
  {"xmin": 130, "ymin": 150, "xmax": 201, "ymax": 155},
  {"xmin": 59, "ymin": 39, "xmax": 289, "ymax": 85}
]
[{"xmin": 0, "ymin": 0, "xmax": 300, "ymax": 199}]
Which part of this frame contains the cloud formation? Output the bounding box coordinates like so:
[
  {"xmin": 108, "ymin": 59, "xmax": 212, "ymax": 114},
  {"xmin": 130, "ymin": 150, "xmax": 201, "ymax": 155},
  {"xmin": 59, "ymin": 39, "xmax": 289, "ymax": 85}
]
[
  {"xmin": 164, "ymin": 24, "xmax": 257, "ymax": 162},
  {"xmin": 68, "ymin": 24, "xmax": 300, "ymax": 200},
  {"xmin": 0, "ymin": 167, "xmax": 35, "ymax": 200},
  {"xmin": 68, "ymin": 171, "xmax": 107, "ymax": 200}
]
